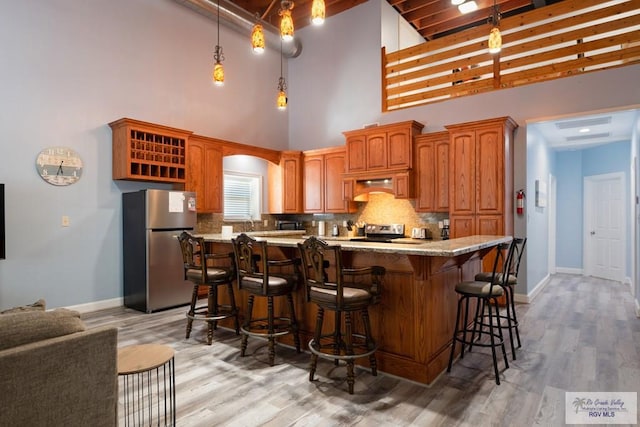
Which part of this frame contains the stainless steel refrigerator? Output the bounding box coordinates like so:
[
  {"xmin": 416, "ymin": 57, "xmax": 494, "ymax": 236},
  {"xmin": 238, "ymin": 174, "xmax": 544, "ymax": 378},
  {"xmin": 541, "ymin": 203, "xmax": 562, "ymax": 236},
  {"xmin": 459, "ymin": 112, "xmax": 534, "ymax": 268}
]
[{"xmin": 123, "ymin": 189, "xmax": 197, "ymax": 313}]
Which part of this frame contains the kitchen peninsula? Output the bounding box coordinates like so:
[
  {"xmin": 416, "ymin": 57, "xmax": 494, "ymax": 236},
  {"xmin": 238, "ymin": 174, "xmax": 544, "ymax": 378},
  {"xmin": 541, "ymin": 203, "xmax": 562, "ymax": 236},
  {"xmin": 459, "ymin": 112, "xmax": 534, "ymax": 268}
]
[{"xmin": 200, "ymin": 233, "xmax": 511, "ymax": 385}]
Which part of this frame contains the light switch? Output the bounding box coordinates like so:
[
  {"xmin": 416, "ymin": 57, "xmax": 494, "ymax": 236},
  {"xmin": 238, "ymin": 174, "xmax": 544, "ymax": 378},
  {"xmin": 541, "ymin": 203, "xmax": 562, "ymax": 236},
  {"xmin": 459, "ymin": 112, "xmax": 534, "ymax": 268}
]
[
  {"xmin": 62, "ymin": 216, "xmax": 70, "ymax": 227},
  {"xmin": 263, "ymin": 219, "xmax": 269, "ymax": 227}
]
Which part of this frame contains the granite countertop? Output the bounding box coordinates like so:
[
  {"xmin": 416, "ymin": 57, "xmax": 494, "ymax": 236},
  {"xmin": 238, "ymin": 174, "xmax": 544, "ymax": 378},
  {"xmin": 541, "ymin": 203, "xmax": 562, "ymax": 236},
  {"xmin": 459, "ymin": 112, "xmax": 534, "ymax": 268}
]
[{"xmin": 197, "ymin": 232, "xmax": 512, "ymax": 257}]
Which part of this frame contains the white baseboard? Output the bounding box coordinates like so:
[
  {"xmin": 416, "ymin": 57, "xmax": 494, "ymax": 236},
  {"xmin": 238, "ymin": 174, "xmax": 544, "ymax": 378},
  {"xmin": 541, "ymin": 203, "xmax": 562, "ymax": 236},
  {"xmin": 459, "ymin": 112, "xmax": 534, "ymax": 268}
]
[
  {"xmin": 514, "ymin": 273, "xmax": 551, "ymax": 304},
  {"xmin": 63, "ymin": 297, "xmax": 123, "ymax": 314},
  {"xmin": 624, "ymin": 276, "xmax": 635, "ymax": 297},
  {"xmin": 556, "ymin": 267, "xmax": 583, "ymax": 275}
]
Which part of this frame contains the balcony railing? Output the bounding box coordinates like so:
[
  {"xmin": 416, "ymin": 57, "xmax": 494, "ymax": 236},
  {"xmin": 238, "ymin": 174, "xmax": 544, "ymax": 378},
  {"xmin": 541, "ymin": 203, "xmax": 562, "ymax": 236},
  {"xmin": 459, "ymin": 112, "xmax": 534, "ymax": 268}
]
[{"xmin": 383, "ymin": 0, "xmax": 640, "ymax": 112}]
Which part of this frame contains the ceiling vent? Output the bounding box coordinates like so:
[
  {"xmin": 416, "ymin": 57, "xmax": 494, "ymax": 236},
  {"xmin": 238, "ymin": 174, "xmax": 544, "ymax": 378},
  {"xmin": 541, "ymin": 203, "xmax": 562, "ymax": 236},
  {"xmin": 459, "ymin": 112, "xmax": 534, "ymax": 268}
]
[
  {"xmin": 566, "ymin": 132, "xmax": 610, "ymax": 142},
  {"xmin": 555, "ymin": 117, "xmax": 612, "ymax": 129}
]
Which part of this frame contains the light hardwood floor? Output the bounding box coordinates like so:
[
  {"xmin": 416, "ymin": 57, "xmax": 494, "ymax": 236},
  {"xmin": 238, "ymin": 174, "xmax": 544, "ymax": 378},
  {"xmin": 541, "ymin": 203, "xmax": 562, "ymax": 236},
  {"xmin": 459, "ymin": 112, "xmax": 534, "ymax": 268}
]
[{"xmin": 83, "ymin": 274, "xmax": 640, "ymax": 426}]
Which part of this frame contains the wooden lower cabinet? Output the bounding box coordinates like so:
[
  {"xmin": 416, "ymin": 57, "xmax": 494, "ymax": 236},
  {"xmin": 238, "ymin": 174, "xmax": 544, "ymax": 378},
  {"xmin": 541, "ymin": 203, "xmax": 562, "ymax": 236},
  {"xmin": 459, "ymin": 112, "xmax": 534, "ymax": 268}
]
[{"xmin": 207, "ymin": 241, "xmax": 488, "ymax": 385}]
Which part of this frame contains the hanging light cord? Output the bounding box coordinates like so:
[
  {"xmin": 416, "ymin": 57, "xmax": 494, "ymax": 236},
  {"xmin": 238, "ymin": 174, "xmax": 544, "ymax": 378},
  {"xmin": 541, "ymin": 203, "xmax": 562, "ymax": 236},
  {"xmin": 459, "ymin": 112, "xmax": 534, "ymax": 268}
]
[
  {"xmin": 280, "ymin": 39, "xmax": 283, "ymax": 77},
  {"xmin": 278, "ymin": 38, "xmax": 287, "ymax": 91},
  {"xmin": 214, "ymin": 0, "xmax": 224, "ymax": 62},
  {"xmin": 492, "ymin": 0, "xmax": 500, "ymax": 25}
]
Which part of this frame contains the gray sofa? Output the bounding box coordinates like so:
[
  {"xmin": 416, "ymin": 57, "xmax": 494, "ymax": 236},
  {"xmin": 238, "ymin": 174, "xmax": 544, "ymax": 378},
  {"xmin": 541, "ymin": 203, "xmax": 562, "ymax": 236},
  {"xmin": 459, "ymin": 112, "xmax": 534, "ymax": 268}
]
[{"xmin": 0, "ymin": 303, "xmax": 118, "ymax": 427}]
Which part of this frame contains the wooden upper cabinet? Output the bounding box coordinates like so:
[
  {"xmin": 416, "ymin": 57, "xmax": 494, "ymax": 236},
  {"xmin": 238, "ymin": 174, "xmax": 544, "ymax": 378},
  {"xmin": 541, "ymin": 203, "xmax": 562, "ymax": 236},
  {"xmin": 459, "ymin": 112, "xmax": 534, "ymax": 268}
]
[
  {"xmin": 269, "ymin": 151, "xmax": 303, "ymax": 214},
  {"xmin": 186, "ymin": 135, "xmax": 223, "ymax": 213},
  {"xmin": 303, "ymin": 147, "xmax": 355, "ymax": 213},
  {"xmin": 446, "ymin": 117, "xmax": 517, "ymax": 238},
  {"xmin": 415, "ymin": 131, "xmax": 449, "ymax": 213},
  {"xmin": 344, "ymin": 121, "xmax": 424, "ymax": 174},
  {"xmin": 282, "ymin": 152, "xmax": 303, "ymax": 213},
  {"xmin": 448, "ymin": 130, "xmax": 475, "ymax": 216},
  {"xmin": 476, "ymin": 127, "xmax": 504, "ymax": 215},
  {"xmin": 303, "ymin": 154, "xmax": 324, "ymax": 213},
  {"xmin": 346, "ymin": 134, "xmax": 366, "ymax": 172},
  {"xmin": 393, "ymin": 172, "xmax": 412, "ymax": 199},
  {"xmin": 109, "ymin": 118, "xmax": 192, "ymax": 183},
  {"xmin": 387, "ymin": 128, "xmax": 413, "ymax": 169},
  {"xmin": 366, "ymin": 132, "xmax": 387, "ymax": 170},
  {"xmin": 325, "ymin": 150, "xmax": 354, "ymax": 212}
]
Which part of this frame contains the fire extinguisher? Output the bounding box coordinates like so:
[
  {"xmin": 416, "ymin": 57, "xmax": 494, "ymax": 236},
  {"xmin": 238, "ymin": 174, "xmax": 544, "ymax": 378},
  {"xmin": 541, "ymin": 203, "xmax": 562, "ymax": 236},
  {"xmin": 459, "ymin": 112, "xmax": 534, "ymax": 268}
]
[{"xmin": 516, "ymin": 189, "xmax": 525, "ymax": 215}]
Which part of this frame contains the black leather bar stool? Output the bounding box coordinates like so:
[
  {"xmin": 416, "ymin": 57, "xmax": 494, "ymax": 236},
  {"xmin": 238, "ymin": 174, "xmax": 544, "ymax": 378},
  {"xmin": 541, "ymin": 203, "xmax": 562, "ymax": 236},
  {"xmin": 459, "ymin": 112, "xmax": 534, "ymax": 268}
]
[
  {"xmin": 177, "ymin": 231, "xmax": 240, "ymax": 345},
  {"xmin": 231, "ymin": 233, "xmax": 301, "ymax": 366},
  {"xmin": 297, "ymin": 236, "xmax": 385, "ymax": 394},
  {"xmin": 474, "ymin": 237, "xmax": 527, "ymax": 359},
  {"xmin": 447, "ymin": 241, "xmax": 516, "ymax": 385}
]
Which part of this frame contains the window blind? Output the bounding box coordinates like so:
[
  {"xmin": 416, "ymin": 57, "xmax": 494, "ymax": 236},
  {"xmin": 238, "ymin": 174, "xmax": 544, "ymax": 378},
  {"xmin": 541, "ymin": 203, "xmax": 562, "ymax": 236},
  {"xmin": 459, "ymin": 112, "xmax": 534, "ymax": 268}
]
[{"xmin": 223, "ymin": 173, "xmax": 260, "ymax": 220}]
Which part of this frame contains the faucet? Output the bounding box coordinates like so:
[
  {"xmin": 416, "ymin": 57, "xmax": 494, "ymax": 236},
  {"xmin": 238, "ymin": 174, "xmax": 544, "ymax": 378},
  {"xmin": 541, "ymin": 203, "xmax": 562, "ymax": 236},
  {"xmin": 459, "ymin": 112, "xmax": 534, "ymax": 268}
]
[{"xmin": 244, "ymin": 219, "xmax": 254, "ymax": 232}]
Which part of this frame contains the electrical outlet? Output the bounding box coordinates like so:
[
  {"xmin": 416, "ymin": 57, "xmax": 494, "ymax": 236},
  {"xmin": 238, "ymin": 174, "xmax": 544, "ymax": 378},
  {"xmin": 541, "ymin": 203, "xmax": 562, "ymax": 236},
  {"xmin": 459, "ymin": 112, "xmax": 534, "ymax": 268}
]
[
  {"xmin": 62, "ymin": 216, "xmax": 70, "ymax": 227},
  {"xmin": 312, "ymin": 220, "xmax": 316, "ymax": 227},
  {"xmin": 263, "ymin": 219, "xmax": 269, "ymax": 227},
  {"xmin": 342, "ymin": 221, "xmax": 348, "ymax": 227}
]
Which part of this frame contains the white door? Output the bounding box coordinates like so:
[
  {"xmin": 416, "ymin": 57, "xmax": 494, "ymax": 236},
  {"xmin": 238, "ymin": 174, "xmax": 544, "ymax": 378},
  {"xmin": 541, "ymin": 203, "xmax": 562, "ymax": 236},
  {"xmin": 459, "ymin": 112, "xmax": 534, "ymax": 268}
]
[{"xmin": 584, "ymin": 173, "xmax": 625, "ymax": 282}]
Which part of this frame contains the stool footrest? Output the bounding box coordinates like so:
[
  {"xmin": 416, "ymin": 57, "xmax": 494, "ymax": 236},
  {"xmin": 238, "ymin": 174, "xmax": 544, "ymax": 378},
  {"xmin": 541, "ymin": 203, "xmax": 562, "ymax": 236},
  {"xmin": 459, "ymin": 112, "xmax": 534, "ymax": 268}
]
[
  {"xmin": 308, "ymin": 335, "xmax": 378, "ymax": 361},
  {"xmin": 187, "ymin": 305, "xmax": 237, "ymax": 322},
  {"xmin": 453, "ymin": 329, "xmax": 505, "ymax": 348},
  {"xmin": 241, "ymin": 317, "xmax": 296, "ymax": 339}
]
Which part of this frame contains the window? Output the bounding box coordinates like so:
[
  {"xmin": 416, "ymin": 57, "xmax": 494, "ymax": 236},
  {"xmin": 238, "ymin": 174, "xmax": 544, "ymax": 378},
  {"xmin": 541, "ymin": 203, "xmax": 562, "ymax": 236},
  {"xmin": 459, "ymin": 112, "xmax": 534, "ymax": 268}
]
[{"xmin": 223, "ymin": 172, "xmax": 262, "ymax": 221}]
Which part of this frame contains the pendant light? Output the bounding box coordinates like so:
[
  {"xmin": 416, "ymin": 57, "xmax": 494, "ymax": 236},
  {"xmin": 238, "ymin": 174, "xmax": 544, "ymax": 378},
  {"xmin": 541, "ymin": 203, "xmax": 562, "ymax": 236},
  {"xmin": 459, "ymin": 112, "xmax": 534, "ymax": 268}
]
[
  {"xmin": 488, "ymin": 0, "xmax": 502, "ymax": 54},
  {"xmin": 279, "ymin": 0, "xmax": 294, "ymax": 42},
  {"xmin": 212, "ymin": 0, "xmax": 225, "ymax": 85},
  {"xmin": 276, "ymin": 40, "xmax": 287, "ymax": 110},
  {"xmin": 251, "ymin": 20, "xmax": 265, "ymax": 54},
  {"xmin": 311, "ymin": 0, "xmax": 325, "ymax": 25}
]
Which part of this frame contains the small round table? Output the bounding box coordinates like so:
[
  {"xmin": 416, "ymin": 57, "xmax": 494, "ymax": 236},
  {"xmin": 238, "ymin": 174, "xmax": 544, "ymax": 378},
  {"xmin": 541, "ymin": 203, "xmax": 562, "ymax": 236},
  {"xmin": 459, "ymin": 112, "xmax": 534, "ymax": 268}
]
[{"xmin": 117, "ymin": 344, "xmax": 176, "ymax": 426}]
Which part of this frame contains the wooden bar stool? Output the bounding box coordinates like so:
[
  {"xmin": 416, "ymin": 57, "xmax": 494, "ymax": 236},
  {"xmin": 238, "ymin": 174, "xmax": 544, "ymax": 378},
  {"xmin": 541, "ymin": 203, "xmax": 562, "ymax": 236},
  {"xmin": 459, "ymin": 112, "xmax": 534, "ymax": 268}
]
[
  {"xmin": 231, "ymin": 233, "xmax": 301, "ymax": 366},
  {"xmin": 474, "ymin": 237, "xmax": 527, "ymax": 359},
  {"xmin": 447, "ymin": 242, "xmax": 516, "ymax": 385},
  {"xmin": 298, "ymin": 236, "xmax": 385, "ymax": 394},
  {"xmin": 177, "ymin": 232, "xmax": 240, "ymax": 345}
]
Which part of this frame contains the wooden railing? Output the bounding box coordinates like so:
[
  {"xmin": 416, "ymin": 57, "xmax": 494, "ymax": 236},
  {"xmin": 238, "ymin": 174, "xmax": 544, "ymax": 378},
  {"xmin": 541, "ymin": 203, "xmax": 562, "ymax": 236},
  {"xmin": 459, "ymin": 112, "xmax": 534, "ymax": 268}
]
[{"xmin": 383, "ymin": 0, "xmax": 640, "ymax": 111}]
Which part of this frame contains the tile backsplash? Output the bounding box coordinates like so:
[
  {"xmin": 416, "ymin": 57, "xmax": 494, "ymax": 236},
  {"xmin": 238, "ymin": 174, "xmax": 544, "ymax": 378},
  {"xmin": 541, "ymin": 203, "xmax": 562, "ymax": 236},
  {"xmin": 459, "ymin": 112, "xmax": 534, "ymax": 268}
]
[{"xmin": 197, "ymin": 192, "xmax": 448, "ymax": 240}]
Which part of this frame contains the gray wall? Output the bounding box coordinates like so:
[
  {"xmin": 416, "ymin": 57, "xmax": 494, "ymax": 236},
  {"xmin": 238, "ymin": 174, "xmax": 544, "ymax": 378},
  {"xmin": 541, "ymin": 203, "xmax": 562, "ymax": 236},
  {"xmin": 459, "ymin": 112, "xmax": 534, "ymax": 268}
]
[
  {"xmin": 0, "ymin": 0, "xmax": 288, "ymax": 309},
  {"xmin": 525, "ymin": 127, "xmax": 555, "ymax": 291}
]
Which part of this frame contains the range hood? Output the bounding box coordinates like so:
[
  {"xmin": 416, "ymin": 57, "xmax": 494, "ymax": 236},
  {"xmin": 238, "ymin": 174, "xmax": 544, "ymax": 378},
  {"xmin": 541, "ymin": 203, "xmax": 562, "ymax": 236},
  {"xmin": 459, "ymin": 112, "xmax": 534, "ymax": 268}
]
[
  {"xmin": 352, "ymin": 177, "xmax": 393, "ymax": 201},
  {"xmin": 344, "ymin": 171, "xmax": 413, "ymax": 201}
]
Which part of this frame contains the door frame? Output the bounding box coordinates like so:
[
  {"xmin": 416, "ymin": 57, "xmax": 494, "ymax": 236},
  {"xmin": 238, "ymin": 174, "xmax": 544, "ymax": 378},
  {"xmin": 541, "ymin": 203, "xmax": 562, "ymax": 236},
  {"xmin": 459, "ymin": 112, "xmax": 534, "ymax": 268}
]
[
  {"xmin": 548, "ymin": 173, "xmax": 557, "ymax": 275},
  {"xmin": 583, "ymin": 172, "xmax": 626, "ymax": 281}
]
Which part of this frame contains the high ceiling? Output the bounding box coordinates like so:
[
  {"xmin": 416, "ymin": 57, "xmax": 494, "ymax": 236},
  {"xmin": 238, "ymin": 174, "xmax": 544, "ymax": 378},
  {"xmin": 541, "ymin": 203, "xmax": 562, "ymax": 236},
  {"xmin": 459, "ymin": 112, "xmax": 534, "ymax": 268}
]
[
  {"xmin": 229, "ymin": 0, "xmax": 566, "ymax": 40},
  {"xmin": 531, "ymin": 109, "xmax": 638, "ymax": 151}
]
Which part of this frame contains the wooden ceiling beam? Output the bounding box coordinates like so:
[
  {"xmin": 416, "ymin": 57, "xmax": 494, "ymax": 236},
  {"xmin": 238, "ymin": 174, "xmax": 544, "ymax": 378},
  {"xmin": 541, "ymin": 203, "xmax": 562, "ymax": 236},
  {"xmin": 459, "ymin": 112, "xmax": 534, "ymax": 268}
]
[
  {"xmin": 415, "ymin": 0, "xmax": 531, "ymax": 39},
  {"xmin": 394, "ymin": 0, "xmax": 440, "ymax": 15}
]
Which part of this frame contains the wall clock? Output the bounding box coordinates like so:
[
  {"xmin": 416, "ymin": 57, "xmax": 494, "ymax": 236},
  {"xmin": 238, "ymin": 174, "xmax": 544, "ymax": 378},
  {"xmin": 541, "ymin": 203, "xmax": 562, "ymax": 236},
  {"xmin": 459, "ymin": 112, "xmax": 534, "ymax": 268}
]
[{"xmin": 35, "ymin": 146, "xmax": 83, "ymax": 186}]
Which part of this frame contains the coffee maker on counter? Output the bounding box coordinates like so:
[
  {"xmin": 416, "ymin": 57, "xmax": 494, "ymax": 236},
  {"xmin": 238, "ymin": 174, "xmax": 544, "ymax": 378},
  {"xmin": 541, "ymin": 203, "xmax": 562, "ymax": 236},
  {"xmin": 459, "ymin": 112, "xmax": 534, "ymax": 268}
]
[{"xmin": 438, "ymin": 219, "xmax": 450, "ymax": 240}]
